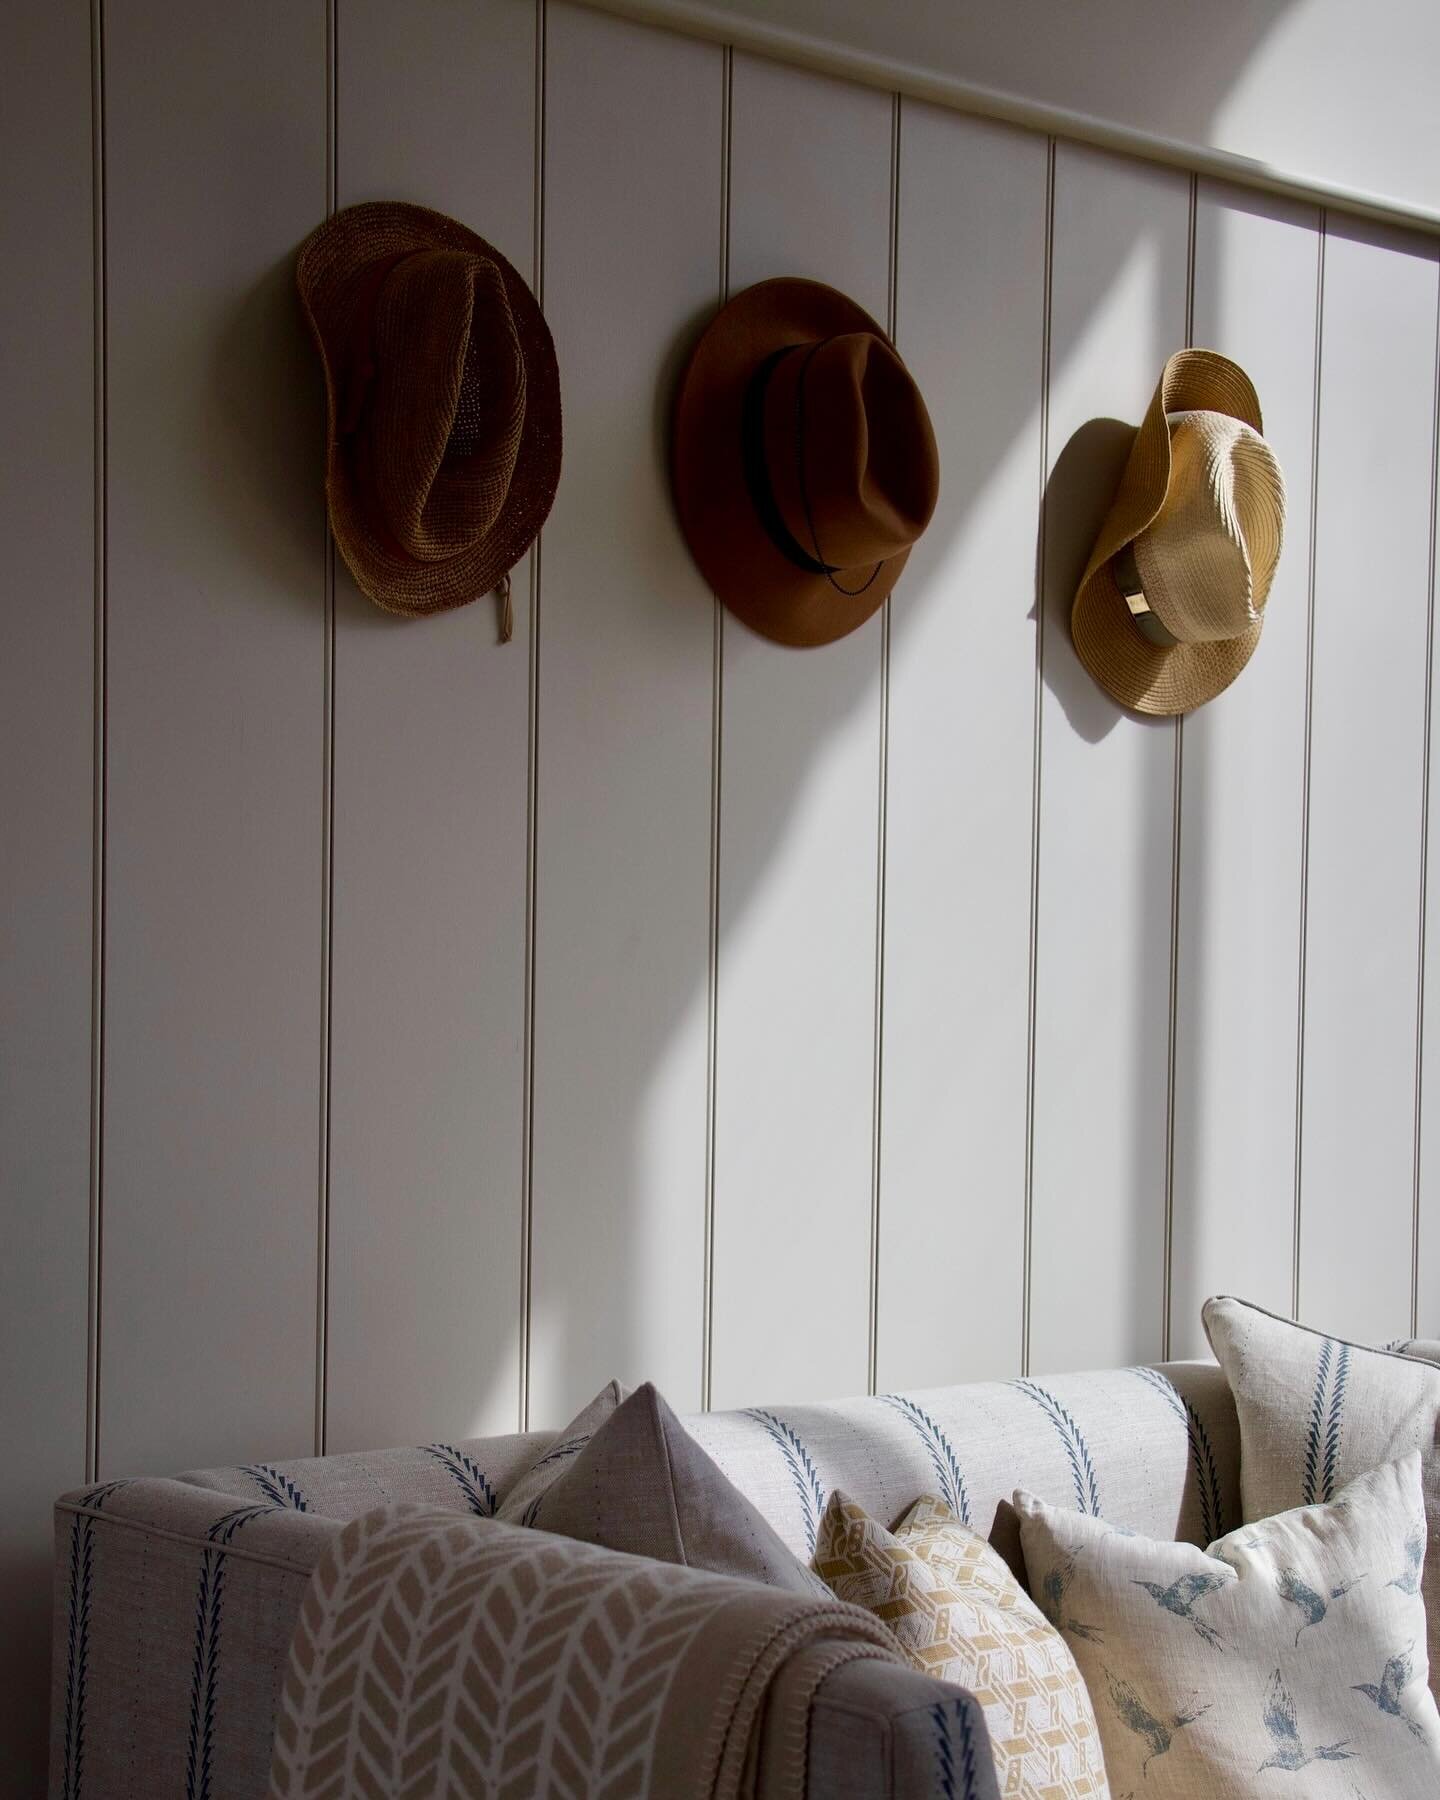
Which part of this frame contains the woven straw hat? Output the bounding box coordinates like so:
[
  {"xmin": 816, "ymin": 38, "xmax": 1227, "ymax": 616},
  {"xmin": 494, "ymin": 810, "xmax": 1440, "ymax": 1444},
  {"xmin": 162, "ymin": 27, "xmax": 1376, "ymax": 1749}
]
[
  {"xmin": 671, "ymin": 278, "xmax": 939, "ymax": 647},
  {"xmin": 1072, "ymin": 349, "xmax": 1285, "ymax": 715},
  {"xmin": 297, "ymin": 201, "xmax": 561, "ymax": 628}
]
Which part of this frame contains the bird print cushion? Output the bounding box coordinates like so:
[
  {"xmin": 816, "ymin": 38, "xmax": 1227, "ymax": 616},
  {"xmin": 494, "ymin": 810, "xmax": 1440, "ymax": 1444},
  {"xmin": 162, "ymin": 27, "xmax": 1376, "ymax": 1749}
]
[
  {"xmin": 1204, "ymin": 1295, "xmax": 1440, "ymax": 1697},
  {"xmin": 813, "ymin": 1490, "xmax": 1111, "ymax": 1799},
  {"xmin": 1016, "ymin": 1454, "xmax": 1440, "ymax": 1798}
]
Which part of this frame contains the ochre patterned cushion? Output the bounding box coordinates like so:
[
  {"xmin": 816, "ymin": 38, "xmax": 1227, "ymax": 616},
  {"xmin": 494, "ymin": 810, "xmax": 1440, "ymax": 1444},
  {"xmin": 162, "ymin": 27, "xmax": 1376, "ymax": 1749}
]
[
  {"xmin": 1017, "ymin": 1454, "xmax": 1440, "ymax": 1799},
  {"xmin": 814, "ymin": 1490, "xmax": 1111, "ymax": 1799},
  {"xmin": 1204, "ymin": 1295, "xmax": 1440, "ymax": 1696}
]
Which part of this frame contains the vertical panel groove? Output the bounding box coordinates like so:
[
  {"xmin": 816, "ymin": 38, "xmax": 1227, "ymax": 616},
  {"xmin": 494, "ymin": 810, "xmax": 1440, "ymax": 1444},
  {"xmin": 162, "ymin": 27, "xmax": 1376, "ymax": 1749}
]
[
  {"xmin": 867, "ymin": 592, "xmax": 888, "ymax": 1395},
  {"xmin": 1415, "ymin": 271, "xmax": 1440, "ymax": 1336},
  {"xmin": 1292, "ymin": 214, "xmax": 1326, "ymax": 1320},
  {"xmin": 86, "ymin": 0, "xmax": 108, "ymax": 1485},
  {"xmin": 1162, "ymin": 726, "xmax": 1183, "ymax": 1359},
  {"xmin": 1160, "ymin": 174, "xmax": 1199, "ymax": 1361},
  {"xmin": 714, "ymin": 55, "xmax": 890, "ymax": 1407},
  {"xmin": 1021, "ymin": 138, "xmax": 1056, "ymax": 1380},
  {"xmin": 519, "ymin": 0, "xmax": 548, "ymax": 1433},
  {"xmin": 314, "ymin": 0, "xmax": 337, "ymax": 1461},
  {"xmin": 866, "ymin": 91, "xmax": 900, "ymax": 1397},
  {"xmin": 701, "ymin": 44, "xmax": 732, "ymax": 1414}
]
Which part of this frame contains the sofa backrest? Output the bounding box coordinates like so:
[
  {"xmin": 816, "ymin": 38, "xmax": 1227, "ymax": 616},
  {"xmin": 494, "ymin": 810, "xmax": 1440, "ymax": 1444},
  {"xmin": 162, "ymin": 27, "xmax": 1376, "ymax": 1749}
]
[
  {"xmin": 685, "ymin": 1361, "xmax": 1238, "ymax": 1567},
  {"xmin": 180, "ymin": 1359, "xmax": 1239, "ymax": 1565}
]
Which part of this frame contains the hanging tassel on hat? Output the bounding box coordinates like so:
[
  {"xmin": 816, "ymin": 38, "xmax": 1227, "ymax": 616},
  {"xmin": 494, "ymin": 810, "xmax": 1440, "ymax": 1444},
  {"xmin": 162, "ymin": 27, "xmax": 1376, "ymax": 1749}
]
[{"xmin": 495, "ymin": 569, "xmax": 513, "ymax": 644}]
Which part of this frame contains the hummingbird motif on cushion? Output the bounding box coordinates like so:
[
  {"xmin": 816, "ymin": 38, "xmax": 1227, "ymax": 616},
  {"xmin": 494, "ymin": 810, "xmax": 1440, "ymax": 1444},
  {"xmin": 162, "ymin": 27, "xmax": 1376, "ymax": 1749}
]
[{"xmin": 1257, "ymin": 1667, "xmax": 1354, "ymax": 1773}]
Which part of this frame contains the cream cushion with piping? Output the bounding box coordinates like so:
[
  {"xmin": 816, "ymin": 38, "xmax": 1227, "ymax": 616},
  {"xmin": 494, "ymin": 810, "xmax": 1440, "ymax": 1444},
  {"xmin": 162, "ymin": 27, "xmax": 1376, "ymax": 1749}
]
[
  {"xmin": 1203, "ymin": 1296, "xmax": 1440, "ymax": 1697},
  {"xmin": 1018, "ymin": 1455, "xmax": 1440, "ymax": 1798}
]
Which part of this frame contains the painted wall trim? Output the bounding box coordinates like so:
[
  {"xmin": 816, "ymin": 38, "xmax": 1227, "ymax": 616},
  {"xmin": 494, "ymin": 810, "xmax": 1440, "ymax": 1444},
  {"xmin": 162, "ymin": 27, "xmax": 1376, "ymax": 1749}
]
[{"xmin": 572, "ymin": 0, "xmax": 1440, "ymax": 237}]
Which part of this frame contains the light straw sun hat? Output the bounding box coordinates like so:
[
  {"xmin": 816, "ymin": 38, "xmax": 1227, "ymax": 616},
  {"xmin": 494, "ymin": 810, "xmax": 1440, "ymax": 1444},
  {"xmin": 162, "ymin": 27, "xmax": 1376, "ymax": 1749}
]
[
  {"xmin": 1072, "ymin": 348, "xmax": 1285, "ymax": 715},
  {"xmin": 296, "ymin": 200, "xmax": 561, "ymax": 633}
]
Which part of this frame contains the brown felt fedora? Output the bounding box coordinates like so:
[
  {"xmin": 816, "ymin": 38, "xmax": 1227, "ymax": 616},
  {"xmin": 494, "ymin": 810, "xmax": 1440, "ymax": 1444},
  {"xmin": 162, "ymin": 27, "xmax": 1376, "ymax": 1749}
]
[
  {"xmin": 671, "ymin": 278, "xmax": 939, "ymax": 647},
  {"xmin": 297, "ymin": 201, "xmax": 561, "ymax": 629},
  {"xmin": 1072, "ymin": 349, "xmax": 1286, "ymax": 715}
]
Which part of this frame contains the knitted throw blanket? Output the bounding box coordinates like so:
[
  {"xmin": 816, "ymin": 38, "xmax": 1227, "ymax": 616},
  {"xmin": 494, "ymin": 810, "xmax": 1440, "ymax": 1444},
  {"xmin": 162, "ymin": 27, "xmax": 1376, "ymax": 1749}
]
[{"xmin": 266, "ymin": 1504, "xmax": 903, "ymax": 1800}]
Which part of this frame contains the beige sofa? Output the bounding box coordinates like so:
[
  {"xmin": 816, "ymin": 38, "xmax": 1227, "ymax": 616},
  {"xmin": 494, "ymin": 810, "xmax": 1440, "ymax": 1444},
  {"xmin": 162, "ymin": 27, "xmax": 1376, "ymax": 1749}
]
[{"xmin": 51, "ymin": 1359, "xmax": 1238, "ymax": 1798}]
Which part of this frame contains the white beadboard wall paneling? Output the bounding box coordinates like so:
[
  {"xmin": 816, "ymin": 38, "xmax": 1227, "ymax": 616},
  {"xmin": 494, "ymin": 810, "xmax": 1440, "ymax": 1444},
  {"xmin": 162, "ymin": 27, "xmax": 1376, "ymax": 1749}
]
[
  {"xmin": 570, "ymin": 0, "xmax": 1440, "ymax": 236},
  {"xmin": 1421, "ymin": 284, "xmax": 1440, "ymax": 1340},
  {"xmin": 700, "ymin": 42, "xmax": 735, "ymax": 1412},
  {"xmin": 1027, "ymin": 142, "xmax": 1191, "ymax": 1376},
  {"xmin": 316, "ymin": 0, "xmax": 336, "ymax": 1461},
  {"xmin": 1300, "ymin": 217, "xmax": 1440, "ymax": 1343},
  {"xmin": 1166, "ymin": 186, "xmax": 1321, "ymax": 1356},
  {"xmin": 874, "ymin": 105, "xmax": 1048, "ymax": 1390},
  {"xmin": 321, "ymin": 0, "xmax": 536, "ymax": 1453},
  {"xmin": 527, "ymin": 1, "xmax": 720, "ymax": 1427},
  {"xmin": 707, "ymin": 55, "xmax": 893, "ymax": 1412},
  {"xmin": 98, "ymin": 0, "xmax": 327, "ymax": 1475},
  {"xmin": 0, "ymin": 4, "xmax": 96, "ymax": 1781}
]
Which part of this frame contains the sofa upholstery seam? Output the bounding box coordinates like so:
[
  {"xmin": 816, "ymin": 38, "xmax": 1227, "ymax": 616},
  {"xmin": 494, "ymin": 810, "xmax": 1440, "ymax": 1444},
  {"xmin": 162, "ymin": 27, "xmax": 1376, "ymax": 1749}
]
[
  {"xmin": 54, "ymin": 1501, "xmax": 322, "ymax": 1577},
  {"xmin": 809, "ymin": 1694, "xmax": 903, "ymax": 1728}
]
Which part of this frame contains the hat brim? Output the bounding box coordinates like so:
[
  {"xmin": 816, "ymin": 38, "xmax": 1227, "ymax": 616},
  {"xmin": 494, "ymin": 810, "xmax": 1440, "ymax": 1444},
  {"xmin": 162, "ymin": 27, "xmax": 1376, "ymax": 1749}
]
[
  {"xmin": 1071, "ymin": 349, "xmax": 1266, "ymax": 715},
  {"xmin": 1072, "ymin": 564, "xmax": 1263, "ymax": 715},
  {"xmin": 297, "ymin": 201, "xmax": 561, "ymax": 618},
  {"xmin": 671, "ymin": 277, "xmax": 908, "ymax": 648}
]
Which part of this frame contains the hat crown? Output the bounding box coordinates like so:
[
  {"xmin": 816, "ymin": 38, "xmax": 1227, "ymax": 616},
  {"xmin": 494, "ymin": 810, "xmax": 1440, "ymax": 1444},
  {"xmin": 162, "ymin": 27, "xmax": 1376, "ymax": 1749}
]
[
  {"xmin": 296, "ymin": 199, "xmax": 561, "ymax": 618},
  {"xmin": 1134, "ymin": 409, "xmax": 1286, "ymax": 645},
  {"xmin": 762, "ymin": 332, "xmax": 939, "ymax": 573},
  {"xmin": 362, "ymin": 249, "xmax": 526, "ymax": 563},
  {"xmin": 1069, "ymin": 346, "xmax": 1281, "ymax": 715}
]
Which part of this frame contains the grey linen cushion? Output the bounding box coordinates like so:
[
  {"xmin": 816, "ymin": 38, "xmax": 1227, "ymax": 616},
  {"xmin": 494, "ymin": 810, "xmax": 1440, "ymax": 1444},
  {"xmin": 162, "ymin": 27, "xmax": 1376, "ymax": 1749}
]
[
  {"xmin": 494, "ymin": 1378, "xmax": 628, "ymax": 1525},
  {"xmin": 506, "ymin": 1381, "xmax": 827, "ymax": 1595},
  {"xmin": 1204, "ymin": 1295, "xmax": 1440, "ymax": 1698}
]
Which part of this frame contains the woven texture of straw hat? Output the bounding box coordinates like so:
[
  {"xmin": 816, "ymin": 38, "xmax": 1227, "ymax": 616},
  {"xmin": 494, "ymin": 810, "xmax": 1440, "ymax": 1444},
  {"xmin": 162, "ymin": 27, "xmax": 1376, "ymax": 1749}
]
[
  {"xmin": 297, "ymin": 201, "xmax": 561, "ymax": 623},
  {"xmin": 1072, "ymin": 349, "xmax": 1285, "ymax": 715}
]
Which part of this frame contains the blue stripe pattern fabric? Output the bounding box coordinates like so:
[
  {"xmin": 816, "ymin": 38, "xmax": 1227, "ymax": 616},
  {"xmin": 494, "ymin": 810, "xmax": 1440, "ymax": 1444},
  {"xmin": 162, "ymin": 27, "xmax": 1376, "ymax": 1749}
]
[
  {"xmin": 420, "ymin": 1444, "xmax": 498, "ymax": 1518},
  {"xmin": 1012, "ymin": 1380, "xmax": 1103, "ymax": 1516},
  {"xmin": 929, "ymin": 1696, "xmax": 983, "ymax": 1799},
  {"xmin": 61, "ymin": 1481, "xmax": 134, "ymax": 1798},
  {"xmin": 1322, "ymin": 1341, "xmax": 1350, "ymax": 1501},
  {"xmin": 743, "ymin": 1409, "xmax": 827, "ymax": 1554},
  {"xmin": 61, "ymin": 1512, "xmax": 95, "ymax": 1800},
  {"xmin": 515, "ymin": 1436, "xmax": 591, "ymax": 1526},
  {"xmin": 1130, "ymin": 1365, "xmax": 1226, "ymax": 1542},
  {"xmin": 239, "ymin": 1464, "xmax": 308, "ymax": 1511},
  {"xmin": 186, "ymin": 1506, "xmax": 275, "ymax": 1800},
  {"xmin": 1303, "ymin": 1338, "xmax": 1351, "ymax": 1505},
  {"xmin": 83, "ymin": 1481, "xmax": 132, "ymax": 1512},
  {"xmin": 880, "ymin": 1395, "xmax": 973, "ymax": 1526}
]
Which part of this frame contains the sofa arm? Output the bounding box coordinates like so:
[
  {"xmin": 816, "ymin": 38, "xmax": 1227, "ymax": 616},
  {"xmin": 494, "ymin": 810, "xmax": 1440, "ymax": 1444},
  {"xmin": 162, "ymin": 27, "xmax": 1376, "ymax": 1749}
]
[
  {"xmin": 270, "ymin": 1500, "xmax": 1001, "ymax": 1800},
  {"xmin": 805, "ymin": 1656, "xmax": 1001, "ymax": 1800},
  {"xmin": 50, "ymin": 1479, "xmax": 1002, "ymax": 1800},
  {"xmin": 49, "ymin": 1478, "xmax": 334, "ymax": 1800}
]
